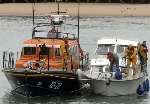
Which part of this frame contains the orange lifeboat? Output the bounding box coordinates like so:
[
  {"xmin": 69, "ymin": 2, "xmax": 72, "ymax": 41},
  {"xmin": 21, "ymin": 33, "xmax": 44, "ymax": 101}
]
[{"xmin": 2, "ymin": 2, "xmax": 89, "ymax": 97}]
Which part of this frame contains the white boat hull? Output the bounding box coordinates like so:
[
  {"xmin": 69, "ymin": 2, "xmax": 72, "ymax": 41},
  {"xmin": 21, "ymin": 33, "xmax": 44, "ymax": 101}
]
[
  {"xmin": 86, "ymin": 38, "xmax": 149, "ymax": 96},
  {"xmin": 90, "ymin": 76, "xmax": 145, "ymax": 96}
]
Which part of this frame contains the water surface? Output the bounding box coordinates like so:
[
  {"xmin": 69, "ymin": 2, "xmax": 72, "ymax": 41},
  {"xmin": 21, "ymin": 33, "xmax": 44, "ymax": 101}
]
[{"xmin": 0, "ymin": 16, "xmax": 150, "ymax": 104}]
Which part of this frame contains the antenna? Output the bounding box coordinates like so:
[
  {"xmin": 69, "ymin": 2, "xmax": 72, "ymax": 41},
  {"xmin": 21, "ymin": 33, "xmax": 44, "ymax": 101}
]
[
  {"xmin": 32, "ymin": 2, "xmax": 35, "ymax": 26},
  {"xmin": 32, "ymin": 1, "xmax": 35, "ymax": 38},
  {"xmin": 56, "ymin": 0, "xmax": 61, "ymax": 15},
  {"xmin": 52, "ymin": 0, "xmax": 66, "ymax": 14},
  {"xmin": 57, "ymin": 0, "xmax": 60, "ymax": 15},
  {"xmin": 114, "ymin": 38, "xmax": 118, "ymax": 54},
  {"xmin": 77, "ymin": 2, "xmax": 80, "ymax": 41}
]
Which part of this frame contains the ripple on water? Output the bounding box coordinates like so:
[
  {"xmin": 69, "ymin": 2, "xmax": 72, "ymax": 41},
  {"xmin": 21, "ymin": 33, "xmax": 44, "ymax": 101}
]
[{"xmin": 0, "ymin": 16, "xmax": 150, "ymax": 104}]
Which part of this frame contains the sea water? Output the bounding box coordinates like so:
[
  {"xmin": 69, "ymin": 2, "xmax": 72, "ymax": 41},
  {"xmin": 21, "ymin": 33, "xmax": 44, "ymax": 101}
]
[{"xmin": 0, "ymin": 16, "xmax": 150, "ymax": 104}]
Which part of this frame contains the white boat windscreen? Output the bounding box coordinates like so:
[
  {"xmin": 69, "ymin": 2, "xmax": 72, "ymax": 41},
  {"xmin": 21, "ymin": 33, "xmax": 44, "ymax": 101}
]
[
  {"xmin": 96, "ymin": 44, "xmax": 115, "ymax": 55},
  {"xmin": 96, "ymin": 44, "xmax": 128, "ymax": 56},
  {"xmin": 116, "ymin": 45, "xmax": 127, "ymax": 57}
]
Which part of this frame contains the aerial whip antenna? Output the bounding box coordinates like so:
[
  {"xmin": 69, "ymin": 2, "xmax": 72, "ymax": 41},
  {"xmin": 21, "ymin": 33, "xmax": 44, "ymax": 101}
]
[
  {"xmin": 32, "ymin": 1, "xmax": 35, "ymax": 38},
  {"xmin": 32, "ymin": 1, "xmax": 35, "ymax": 26},
  {"xmin": 56, "ymin": 0, "xmax": 62, "ymax": 15},
  {"xmin": 77, "ymin": 1, "xmax": 80, "ymax": 41},
  {"xmin": 57, "ymin": 0, "xmax": 60, "ymax": 15}
]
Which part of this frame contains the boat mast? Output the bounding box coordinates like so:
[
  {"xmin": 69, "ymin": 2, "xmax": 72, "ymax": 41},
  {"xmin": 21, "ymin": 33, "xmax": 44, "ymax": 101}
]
[
  {"xmin": 32, "ymin": 1, "xmax": 35, "ymax": 38},
  {"xmin": 57, "ymin": 0, "xmax": 60, "ymax": 15},
  {"xmin": 56, "ymin": 0, "xmax": 62, "ymax": 15},
  {"xmin": 114, "ymin": 38, "xmax": 117, "ymax": 53},
  {"xmin": 32, "ymin": 3, "xmax": 35, "ymax": 26},
  {"xmin": 77, "ymin": 2, "xmax": 80, "ymax": 41}
]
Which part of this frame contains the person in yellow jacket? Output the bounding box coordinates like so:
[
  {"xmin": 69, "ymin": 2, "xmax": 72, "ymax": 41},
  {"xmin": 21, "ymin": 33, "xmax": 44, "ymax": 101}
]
[{"xmin": 124, "ymin": 44, "xmax": 137, "ymax": 76}]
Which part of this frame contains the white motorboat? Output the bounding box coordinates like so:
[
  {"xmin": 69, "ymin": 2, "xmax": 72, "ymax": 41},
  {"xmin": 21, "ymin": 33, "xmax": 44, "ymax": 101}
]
[{"xmin": 83, "ymin": 38, "xmax": 149, "ymax": 96}]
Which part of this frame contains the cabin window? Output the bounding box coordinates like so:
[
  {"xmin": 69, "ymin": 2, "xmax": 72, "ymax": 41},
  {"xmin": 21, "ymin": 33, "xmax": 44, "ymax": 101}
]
[
  {"xmin": 96, "ymin": 44, "xmax": 114, "ymax": 55},
  {"xmin": 40, "ymin": 47, "xmax": 49, "ymax": 55},
  {"xmin": 117, "ymin": 45, "xmax": 125, "ymax": 54},
  {"xmin": 24, "ymin": 47, "xmax": 36, "ymax": 55},
  {"xmin": 69, "ymin": 46, "xmax": 76, "ymax": 55},
  {"xmin": 72, "ymin": 47, "xmax": 75, "ymax": 55},
  {"xmin": 69, "ymin": 47, "xmax": 72, "ymax": 55},
  {"xmin": 49, "ymin": 47, "xmax": 53, "ymax": 57},
  {"xmin": 74, "ymin": 46, "xmax": 78, "ymax": 56},
  {"xmin": 55, "ymin": 48, "xmax": 61, "ymax": 56},
  {"xmin": 75, "ymin": 46, "xmax": 78, "ymax": 53},
  {"xmin": 109, "ymin": 46, "xmax": 114, "ymax": 52},
  {"xmin": 117, "ymin": 45, "xmax": 129, "ymax": 57}
]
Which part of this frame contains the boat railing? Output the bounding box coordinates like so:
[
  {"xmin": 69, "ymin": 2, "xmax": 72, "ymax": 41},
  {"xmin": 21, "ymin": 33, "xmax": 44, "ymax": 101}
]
[
  {"xmin": 32, "ymin": 18, "xmax": 79, "ymax": 40},
  {"xmin": 89, "ymin": 64, "xmax": 145, "ymax": 80},
  {"xmin": 32, "ymin": 27, "xmax": 78, "ymax": 40},
  {"xmin": 80, "ymin": 52, "xmax": 89, "ymax": 71},
  {"xmin": 62, "ymin": 32, "xmax": 76, "ymax": 39},
  {"xmin": 2, "ymin": 50, "xmax": 88, "ymax": 73},
  {"xmin": 2, "ymin": 51, "xmax": 19, "ymax": 69}
]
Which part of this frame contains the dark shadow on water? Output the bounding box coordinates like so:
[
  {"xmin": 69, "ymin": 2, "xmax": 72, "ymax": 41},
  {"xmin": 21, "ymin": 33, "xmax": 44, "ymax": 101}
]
[
  {"xmin": 1, "ymin": 88, "xmax": 90, "ymax": 104},
  {"xmin": 1, "ymin": 16, "xmax": 150, "ymax": 104},
  {"xmin": 2, "ymin": 88, "xmax": 150, "ymax": 104}
]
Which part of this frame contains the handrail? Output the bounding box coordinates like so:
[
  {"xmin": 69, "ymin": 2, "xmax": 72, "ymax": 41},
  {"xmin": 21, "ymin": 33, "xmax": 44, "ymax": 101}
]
[{"xmin": 3, "ymin": 51, "xmax": 17, "ymax": 69}]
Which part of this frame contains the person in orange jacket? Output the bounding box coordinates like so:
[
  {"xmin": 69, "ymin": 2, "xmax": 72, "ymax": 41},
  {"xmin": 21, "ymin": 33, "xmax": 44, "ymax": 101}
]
[{"xmin": 124, "ymin": 44, "xmax": 137, "ymax": 76}]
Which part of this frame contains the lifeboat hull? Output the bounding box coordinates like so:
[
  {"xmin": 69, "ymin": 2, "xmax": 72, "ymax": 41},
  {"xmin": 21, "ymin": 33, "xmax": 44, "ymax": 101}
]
[{"xmin": 3, "ymin": 69, "xmax": 81, "ymax": 97}]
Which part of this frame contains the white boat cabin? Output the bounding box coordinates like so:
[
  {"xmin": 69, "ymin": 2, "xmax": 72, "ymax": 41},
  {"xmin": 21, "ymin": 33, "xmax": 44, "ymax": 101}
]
[
  {"xmin": 96, "ymin": 38, "xmax": 138, "ymax": 56},
  {"xmin": 91, "ymin": 38, "xmax": 139, "ymax": 74}
]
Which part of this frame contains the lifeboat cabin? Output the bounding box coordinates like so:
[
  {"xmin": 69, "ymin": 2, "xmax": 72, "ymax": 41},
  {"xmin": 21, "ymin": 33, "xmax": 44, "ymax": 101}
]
[{"xmin": 16, "ymin": 37, "xmax": 81, "ymax": 72}]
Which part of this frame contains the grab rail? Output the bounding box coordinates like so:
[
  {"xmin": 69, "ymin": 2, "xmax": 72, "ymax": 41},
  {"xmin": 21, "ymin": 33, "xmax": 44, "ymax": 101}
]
[{"xmin": 2, "ymin": 51, "xmax": 19, "ymax": 69}]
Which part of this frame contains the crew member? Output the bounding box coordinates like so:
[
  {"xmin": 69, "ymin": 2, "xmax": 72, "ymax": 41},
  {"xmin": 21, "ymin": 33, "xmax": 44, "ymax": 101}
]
[
  {"xmin": 138, "ymin": 41, "xmax": 148, "ymax": 66},
  {"xmin": 47, "ymin": 26, "xmax": 57, "ymax": 38},
  {"xmin": 124, "ymin": 44, "xmax": 137, "ymax": 75},
  {"xmin": 107, "ymin": 52, "xmax": 119, "ymax": 72}
]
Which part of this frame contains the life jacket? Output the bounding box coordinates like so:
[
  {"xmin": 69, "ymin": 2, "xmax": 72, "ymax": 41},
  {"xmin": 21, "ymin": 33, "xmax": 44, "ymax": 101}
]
[
  {"xmin": 139, "ymin": 45, "xmax": 148, "ymax": 61},
  {"xmin": 125, "ymin": 47, "xmax": 137, "ymax": 59}
]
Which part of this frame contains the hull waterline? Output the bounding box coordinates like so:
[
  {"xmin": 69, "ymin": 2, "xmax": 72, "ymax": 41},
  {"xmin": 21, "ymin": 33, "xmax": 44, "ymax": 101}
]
[
  {"xmin": 3, "ymin": 69, "xmax": 81, "ymax": 97},
  {"xmin": 90, "ymin": 76, "xmax": 146, "ymax": 96}
]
